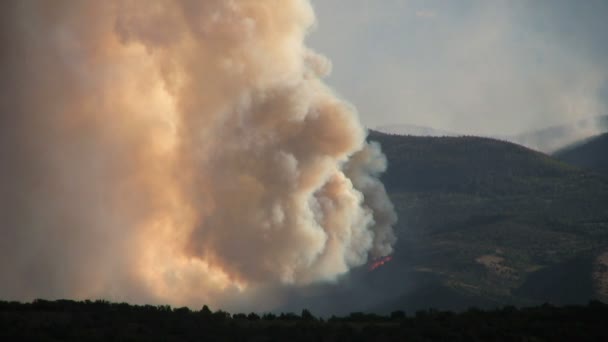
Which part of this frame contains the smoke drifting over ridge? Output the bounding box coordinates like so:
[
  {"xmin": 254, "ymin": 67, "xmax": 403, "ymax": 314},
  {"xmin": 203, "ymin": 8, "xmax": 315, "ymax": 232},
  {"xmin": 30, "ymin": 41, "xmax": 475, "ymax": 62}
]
[
  {"xmin": 310, "ymin": 0, "xmax": 608, "ymax": 141},
  {"xmin": 0, "ymin": 0, "xmax": 396, "ymax": 310}
]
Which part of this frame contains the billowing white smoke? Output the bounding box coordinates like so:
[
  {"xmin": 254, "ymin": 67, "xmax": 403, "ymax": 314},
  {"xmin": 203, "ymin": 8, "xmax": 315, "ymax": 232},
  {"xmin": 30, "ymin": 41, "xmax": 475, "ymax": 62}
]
[{"xmin": 0, "ymin": 0, "xmax": 396, "ymax": 309}]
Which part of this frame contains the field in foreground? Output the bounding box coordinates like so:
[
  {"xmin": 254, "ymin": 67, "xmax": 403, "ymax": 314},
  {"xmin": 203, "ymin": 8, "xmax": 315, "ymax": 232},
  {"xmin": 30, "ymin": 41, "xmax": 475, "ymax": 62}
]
[{"xmin": 1, "ymin": 299, "xmax": 607, "ymax": 341}]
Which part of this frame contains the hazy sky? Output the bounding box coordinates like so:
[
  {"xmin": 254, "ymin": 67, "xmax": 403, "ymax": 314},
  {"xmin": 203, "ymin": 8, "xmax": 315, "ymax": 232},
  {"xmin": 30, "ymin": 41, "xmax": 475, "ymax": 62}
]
[{"xmin": 308, "ymin": 0, "xmax": 608, "ymax": 135}]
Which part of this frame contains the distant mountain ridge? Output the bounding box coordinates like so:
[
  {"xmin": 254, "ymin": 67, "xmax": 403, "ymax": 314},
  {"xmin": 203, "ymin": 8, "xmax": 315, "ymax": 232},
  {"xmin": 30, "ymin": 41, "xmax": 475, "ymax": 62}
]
[
  {"xmin": 553, "ymin": 132, "xmax": 608, "ymax": 174},
  {"xmin": 504, "ymin": 115, "xmax": 608, "ymax": 153},
  {"xmin": 375, "ymin": 115, "xmax": 608, "ymax": 153},
  {"xmin": 375, "ymin": 124, "xmax": 460, "ymax": 137}
]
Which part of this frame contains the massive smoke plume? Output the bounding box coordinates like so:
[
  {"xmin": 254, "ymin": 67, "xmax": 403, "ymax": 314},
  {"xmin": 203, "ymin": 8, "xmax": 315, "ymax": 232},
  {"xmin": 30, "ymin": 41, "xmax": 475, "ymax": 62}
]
[{"xmin": 0, "ymin": 0, "xmax": 396, "ymax": 310}]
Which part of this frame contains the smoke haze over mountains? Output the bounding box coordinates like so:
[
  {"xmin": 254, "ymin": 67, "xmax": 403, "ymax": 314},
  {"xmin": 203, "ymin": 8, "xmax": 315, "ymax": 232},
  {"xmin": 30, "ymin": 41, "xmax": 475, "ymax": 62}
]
[{"xmin": 310, "ymin": 0, "xmax": 608, "ymax": 138}]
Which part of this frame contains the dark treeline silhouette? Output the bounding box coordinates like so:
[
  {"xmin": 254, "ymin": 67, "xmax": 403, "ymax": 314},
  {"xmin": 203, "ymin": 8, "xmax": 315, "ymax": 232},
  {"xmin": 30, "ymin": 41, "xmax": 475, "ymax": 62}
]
[{"xmin": 1, "ymin": 299, "xmax": 608, "ymax": 341}]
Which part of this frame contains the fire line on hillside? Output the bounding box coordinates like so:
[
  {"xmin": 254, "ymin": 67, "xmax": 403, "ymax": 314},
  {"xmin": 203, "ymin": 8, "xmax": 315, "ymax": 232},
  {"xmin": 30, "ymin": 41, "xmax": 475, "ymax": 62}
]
[{"xmin": 369, "ymin": 256, "xmax": 393, "ymax": 271}]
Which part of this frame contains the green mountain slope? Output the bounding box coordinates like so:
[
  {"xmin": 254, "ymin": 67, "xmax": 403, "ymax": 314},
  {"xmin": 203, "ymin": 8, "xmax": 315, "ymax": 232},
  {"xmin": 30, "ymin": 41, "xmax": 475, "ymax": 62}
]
[
  {"xmin": 365, "ymin": 131, "xmax": 608, "ymax": 311},
  {"xmin": 553, "ymin": 132, "xmax": 608, "ymax": 174}
]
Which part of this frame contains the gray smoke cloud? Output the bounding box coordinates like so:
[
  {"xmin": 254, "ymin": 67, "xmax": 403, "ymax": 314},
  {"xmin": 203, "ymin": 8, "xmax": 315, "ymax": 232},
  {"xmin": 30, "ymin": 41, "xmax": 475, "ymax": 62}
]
[{"xmin": 0, "ymin": 0, "xmax": 396, "ymax": 311}]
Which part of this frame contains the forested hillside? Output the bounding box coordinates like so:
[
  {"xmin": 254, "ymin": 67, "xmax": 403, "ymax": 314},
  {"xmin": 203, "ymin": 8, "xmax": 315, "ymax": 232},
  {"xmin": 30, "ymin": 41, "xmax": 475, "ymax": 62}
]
[{"xmin": 362, "ymin": 131, "xmax": 608, "ymax": 311}]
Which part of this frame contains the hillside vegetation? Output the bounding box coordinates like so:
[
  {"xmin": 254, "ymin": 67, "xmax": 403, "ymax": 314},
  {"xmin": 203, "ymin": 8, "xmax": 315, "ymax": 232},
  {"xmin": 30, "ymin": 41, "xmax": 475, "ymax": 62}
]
[{"xmin": 366, "ymin": 131, "xmax": 608, "ymax": 311}]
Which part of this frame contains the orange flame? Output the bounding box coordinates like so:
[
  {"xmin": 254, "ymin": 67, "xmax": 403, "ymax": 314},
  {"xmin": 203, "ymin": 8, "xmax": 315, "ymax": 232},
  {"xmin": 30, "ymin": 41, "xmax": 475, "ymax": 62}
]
[{"xmin": 368, "ymin": 255, "xmax": 393, "ymax": 271}]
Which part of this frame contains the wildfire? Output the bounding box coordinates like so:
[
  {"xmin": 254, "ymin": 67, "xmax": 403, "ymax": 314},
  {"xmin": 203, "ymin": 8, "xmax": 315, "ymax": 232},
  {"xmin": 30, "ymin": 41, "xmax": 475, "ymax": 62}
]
[{"xmin": 368, "ymin": 255, "xmax": 393, "ymax": 271}]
